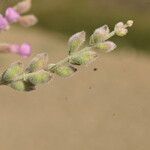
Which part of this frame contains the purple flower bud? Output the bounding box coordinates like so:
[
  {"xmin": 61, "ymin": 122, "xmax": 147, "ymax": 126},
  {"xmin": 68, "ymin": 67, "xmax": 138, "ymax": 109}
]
[
  {"xmin": 18, "ymin": 43, "xmax": 32, "ymax": 57},
  {"xmin": 0, "ymin": 14, "xmax": 9, "ymax": 30},
  {"xmin": 5, "ymin": 7, "xmax": 20, "ymax": 23}
]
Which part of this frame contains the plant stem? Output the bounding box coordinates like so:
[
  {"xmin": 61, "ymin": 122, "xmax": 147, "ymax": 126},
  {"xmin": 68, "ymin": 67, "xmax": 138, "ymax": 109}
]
[{"xmin": 105, "ymin": 31, "xmax": 116, "ymax": 41}]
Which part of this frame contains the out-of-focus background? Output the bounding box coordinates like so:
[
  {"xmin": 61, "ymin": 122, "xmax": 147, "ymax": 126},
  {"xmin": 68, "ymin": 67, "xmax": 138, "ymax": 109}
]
[
  {"xmin": 0, "ymin": 0, "xmax": 150, "ymax": 150},
  {"xmin": 1, "ymin": 0, "xmax": 150, "ymax": 52}
]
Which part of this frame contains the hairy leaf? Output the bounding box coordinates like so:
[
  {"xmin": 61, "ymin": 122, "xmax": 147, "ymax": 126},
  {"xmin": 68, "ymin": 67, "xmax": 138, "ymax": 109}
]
[
  {"xmin": 2, "ymin": 62, "xmax": 23, "ymax": 84},
  {"xmin": 26, "ymin": 53, "xmax": 48, "ymax": 73}
]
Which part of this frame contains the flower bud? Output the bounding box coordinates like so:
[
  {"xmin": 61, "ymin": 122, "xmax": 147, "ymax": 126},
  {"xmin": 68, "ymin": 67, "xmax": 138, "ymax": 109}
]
[
  {"xmin": 114, "ymin": 22, "xmax": 128, "ymax": 37},
  {"xmin": 50, "ymin": 65, "xmax": 77, "ymax": 77},
  {"xmin": 68, "ymin": 31, "xmax": 86, "ymax": 54},
  {"xmin": 9, "ymin": 43, "xmax": 32, "ymax": 57},
  {"xmin": 117, "ymin": 28, "xmax": 128, "ymax": 37},
  {"xmin": 10, "ymin": 80, "xmax": 35, "ymax": 91},
  {"xmin": 0, "ymin": 15, "xmax": 9, "ymax": 31},
  {"xmin": 14, "ymin": 0, "xmax": 32, "ymax": 14},
  {"xmin": 18, "ymin": 15, "xmax": 38, "ymax": 27},
  {"xmin": 96, "ymin": 41, "xmax": 117, "ymax": 52},
  {"xmin": 18, "ymin": 43, "xmax": 32, "ymax": 57},
  {"xmin": 90, "ymin": 25, "xmax": 110, "ymax": 45},
  {"xmin": 27, "ymin": 70, "xmax": 51, "ymax": 85},
  {"xmin": 2, "ymin": 62, "xmax": 23, "ymax": 83},
  {"xmin": 69, "ymin": 48, "xmax": 97, "ymax": 65},
  {"xmin": 26, "ymin": 53, "xmax": 49, "ymax": 73},
  {"xmin": 127, "ymin": 20, "xmax": 134, "ymax": 27},
  {"xmin": 5, "ymin": 7, "xmax": 20, "ymax": 23},
  {"xmin": 9, "ymin": 44, "xmax": 20, "ymax": 53},
  {"xmin": 115, "ymin": 22, "xmax": 124, "ymax": 27}
]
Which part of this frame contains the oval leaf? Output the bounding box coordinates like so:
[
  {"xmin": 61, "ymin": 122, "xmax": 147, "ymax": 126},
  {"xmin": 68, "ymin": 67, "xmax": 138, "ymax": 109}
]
[{"xmin": 26, "ymin": 53, "xmax": 48, "ymax": 73}]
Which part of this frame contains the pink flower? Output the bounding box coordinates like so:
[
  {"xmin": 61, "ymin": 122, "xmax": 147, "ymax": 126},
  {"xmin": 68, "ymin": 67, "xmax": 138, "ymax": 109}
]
[
  {"xmin": 9, "ymin": 44, "xmax": 20, "ymax": 53},
  {"xmin": 9, "ymin": 43, "xmax": 32, "ymax": 57},
  {"xmin": 5, "ymin": 7, "xmax": 20, "ymax": 23},
  {"xmin": 18, "ymin": 43, "xmax": 32, "ymax": 57},
  {"xmin": 0, "ymin": 14, "xmax": 9, "ymax": 30}
]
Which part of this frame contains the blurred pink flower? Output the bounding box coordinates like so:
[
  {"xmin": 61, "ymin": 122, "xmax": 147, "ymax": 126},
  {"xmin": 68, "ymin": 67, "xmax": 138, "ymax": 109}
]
[
  {"xmin": 0, "ymin": 14, "xmax": 9, "ymax": 30},
  {"xmin": 9, "ymin": 43, "xmax": 32, "ymax": 57},
  {"xmin": 9, "ymin": 44, "xmax": 20, "ymax": 53},
  {"xmin": 5, "ymin": 7, "xmax": 20, "ymax": 23},
  {"xmin": 18, "ymin": 43, "xmax": 32, "ymax": 57}
]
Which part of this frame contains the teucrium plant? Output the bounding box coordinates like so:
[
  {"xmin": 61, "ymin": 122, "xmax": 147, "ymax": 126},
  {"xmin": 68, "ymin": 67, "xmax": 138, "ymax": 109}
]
[
  {"xmin": 0, "ymin": 0, "xmax": 133, "ymax": 92},
  {"xmin": 0, "ymin": 17, "xmax": 133, "ymax": 91}
]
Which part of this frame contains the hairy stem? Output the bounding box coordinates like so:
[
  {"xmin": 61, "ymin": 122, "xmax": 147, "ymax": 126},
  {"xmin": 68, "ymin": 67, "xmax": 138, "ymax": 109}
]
[{"xmin": 105, "ymin": 31, "xmax": 116, "ymax": 41}]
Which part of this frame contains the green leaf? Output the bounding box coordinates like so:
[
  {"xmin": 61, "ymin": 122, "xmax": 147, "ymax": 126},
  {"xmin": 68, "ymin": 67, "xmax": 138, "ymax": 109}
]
[
  {"xmin": 2, "ymin": 62, "xmax": 24, "ymax": 84},
  {"xmin": 27, "ymin": 70, "xmax": 51, "ymax": 85},
  {"xmin": 26, "ymin": 53, "xmax": 48, "ymax": 73}
]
